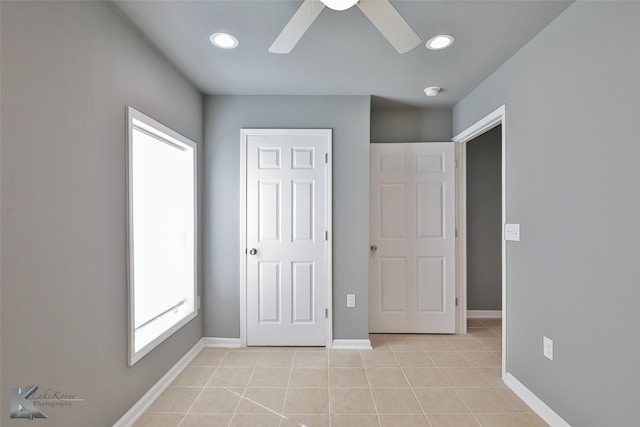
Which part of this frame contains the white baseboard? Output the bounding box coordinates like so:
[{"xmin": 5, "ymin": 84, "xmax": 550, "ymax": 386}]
[
  {"xmin": 201, "ymin": 337, "xmax": 241, "ymax": 348},
  {"xmin": 112, "ymin": 338, "xmax": 206, "ymax": 427},
  {"xmin": 505, "ymin": 372, "xmax": 571, "ymax": 427},
  {"xmin": 467, "ymin": 310, "xmax": 502, "ymax": 319},
  {"xmin": 332, "ymin": 339, "xmax": 372, "ymax": 350}
]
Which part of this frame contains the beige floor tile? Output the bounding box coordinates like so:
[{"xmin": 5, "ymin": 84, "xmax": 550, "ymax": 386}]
[
  {"xmin": 467, "ymin": 319, "xmax": 485, "ymax": 327},
  {"xmin": 522, "ymin": 413, "xmax": 550, "ymax": 426},
  {"xmin": 283, "ymin": 388, "xmax": 329, "ymax": 414},
  {"xmin": 189, "ymin": 349, "xmax": 229, "ymax": 367},
  {"xmin": 189, "ymin": 387, "xmax": 242, "ymax": 414},
  {"xmin": 289, "ymin": 368, "xmax": 328, "ymax": 387},
  {"xmin": 229, "ymin": 413, "xmax": 282, "ymax": 426},
  {"xmin": 360, "ymin": 351, "xmax": 399, "ymax": 367},
  {"xmin": 170, "ymin": 367, "xmax": 216, "ymax": 387},
  {"xmin": 479, "ymin": 318, "xmax": 502, "ymax": 327},
  {"xmin": 330, "ymin": 388, "xmax": 376, "ymax": 414},
  {"xmin": 248, "ymin": 367, "xmax": 291, "ymax": 387},
  {"xmin": 449, "ymin": 338, "xmax": 490, "ymax": 352},
  {"xmin": 379, "ymin": 414, "xmax": 430, "ymax": 426},
  {"xmin": 468, "ymin": 328, "xmax": 500, "ymax": 338},
  {"xmin": 257, "ymin": 351, "xmax": 294, "ymax": 368},
  {"xmin": 413, "ymin": 387, "xmax": 470, "ymax": 414},
  {"xmin": 147, "ymin": 387, "xmax": 201, "ymax": 413},
  {"xmin": 329, "ymin": 351, "xmax": 363, "ymax": 367},
  {"xmin": 235, "ymin": 387, "xmax": 286, "ymax": 414},
  {"xmin": 419, "ymin": 339, "xmax": 457, "ymax": 352},
  {"xmin": 132, "ymin": 413, "xmax": 183, "ymax": 427},
  {"xmin": 429, "ymin": 351, "xmax": 473, "ymax": 367},
  {"xmin": 491, "ymin": 327, "xmax": 502, "ymax": 336},
  {"xmin": 329, "ymin": 367, "xmax": 369, "ymax": 387},
  {"xmin": 440, "ymin": 367, "xmax": 490, "ymax": 387},
  {"xmin": 496, "ymin": 388, "xmax": 533, "ymax": 413},
  {"xmin": 475, "ymin": 413, "xmax": 532, "ymax": 427},
  {"xmin": 476, "ymin": 337, "xmax": 502, "ymax": 352},
  {"xmin": 456, "ymin": 387, "xmax": 517, "ymax": 413},
  {"xmin": 206, "ymin": 367, "xmax": 254, "ymax": 388},
  {"xmin": 462, "ymin": 352, "xmax": 502, "ymax": 368},
  {"xmin": 293, "ymin": 351, "xmax": 328, "ymax": 367},
  {"xmin": 403, "ymin": 367, "xmax": 451, "ymax": 387},
  {"xmin": 180, "ymin": 413, "xmax": 233, "ymax": 426},
  {"xmin": 371, "ymin": 387, "xmax": 422, "ymax": 414},
  {"xmin": 220, "ymin": 351, "xmax": 261, "ymax": 368},
  {"xmin": 427, "ymin": 413, "xmax": 481, "ymax": 427},
  {"xmin": 369, "ymin": 334, "xmax": 390, "ymax": 350},
  {"xmin": 387, "ymin": 340, "xmax": 423, "ymax": 352},
  {"xmin": 281, "ymin": 414, "xmax": 330, "ymax": 427},
  {"xmin": 366, "ymin": 367, "xmax": 410, "ymax": 387},
  {"xmin": 394, "ymin": 351, "xmax": 435, "ymax": 367},
  {"xmin": 331, "ymin": 414, "xmax": 379, "ymax": 427}
]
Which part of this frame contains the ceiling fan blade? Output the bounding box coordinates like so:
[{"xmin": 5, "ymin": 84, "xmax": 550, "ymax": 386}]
[
  {"xmin": 269, "ymin": 0, "xmax": 325, "ymax": 54},
  {"xmin": 357, "ymin": 0, "xmax": 421, "ymax": 54}
]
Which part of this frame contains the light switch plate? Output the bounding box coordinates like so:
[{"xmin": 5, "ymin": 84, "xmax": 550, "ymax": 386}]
[
  {"xmin": 505, "ymin": 223, "xmax": 520, "ymax": 241},
  {"xmin": 543, "ymin": 336, "xmax": 554, "ymax": 360},
  {"xmin": 346, "ymin": 293, "xmax": 356, "ymax": 308}
]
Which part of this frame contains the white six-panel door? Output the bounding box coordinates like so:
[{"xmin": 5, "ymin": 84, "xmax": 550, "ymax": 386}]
[
  {"xmin": 243, "ymin": 129, "xmax": 331, "ymax": 346},
  {"xmin": 370, "ymin": 143, "xmax": 456, "ymax": 333}
]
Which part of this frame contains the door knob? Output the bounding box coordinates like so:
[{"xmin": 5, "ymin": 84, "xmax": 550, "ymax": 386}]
[
  {"xmin": 370, "ymin": 245, "xmax": 378, "ymax": 253},
  {"xmin": 249, "ymin": 248, "xmax": 257, "ymax": 255}
]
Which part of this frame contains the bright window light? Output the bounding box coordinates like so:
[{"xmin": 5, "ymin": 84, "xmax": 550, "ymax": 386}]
[{"xmin": 127, "ymin": 106, "xmax": 198, "ymax": 366}]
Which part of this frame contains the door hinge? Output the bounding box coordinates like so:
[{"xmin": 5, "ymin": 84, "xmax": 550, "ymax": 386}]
[
  {"xmin": 325, "ymin": 153, "xmax": 328, "ymax": 163},
  {"xmin": 325, "ymin": 230, "xmax": 328, "ymax": 241},
  {"xmin": 455, "ymin": 159, "xmax": 458, "ymax": 168},
  {"xmin": 325, "ymin": 308, "xmax": 328, "ymax": 318},
  {"xmin": 455, "ymin": 297, "xmax": 459, "ymax": 307},
  {"xmin": 455, "ymin": 228, "xmax": 458, "ymax": 238}
]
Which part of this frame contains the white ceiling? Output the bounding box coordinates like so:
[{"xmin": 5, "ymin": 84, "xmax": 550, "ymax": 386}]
[{"xmin": 111, "ymin": 0, "xmax": 573, "ymax": 108}]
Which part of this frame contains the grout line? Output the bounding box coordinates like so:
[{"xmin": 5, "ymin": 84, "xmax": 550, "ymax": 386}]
[
  {"xmin": 177, "ymin": 347, "xmax": 231, "ymax": 427},
  {"xmin": 389, "ymin": 341, "xmax": 434, "ymax": 427}
]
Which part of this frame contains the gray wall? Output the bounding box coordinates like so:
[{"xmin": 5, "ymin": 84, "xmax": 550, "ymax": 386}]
[
  {"xmin": 204, "ymin": 95, "xmax": 371, "ymax": 340},
  {"xmin": 0, "ymin": 2, "xmax": 203, "ymax": 426},
  {"xmin": 454, "ymin": 2, "xmax": 640, "ymax": 426},
  {"xmin": 466, "ymin": 126, "xmax": 502, "ymax": 311},
  {"xmin": 370, "ymin": 108, "xmax": 452, "ymax": 143}
]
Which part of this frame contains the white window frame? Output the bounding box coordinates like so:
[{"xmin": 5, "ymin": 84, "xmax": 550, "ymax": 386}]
[{"xmin": 126, "ymin": 106, "xmax": 198, "ymax": 366}]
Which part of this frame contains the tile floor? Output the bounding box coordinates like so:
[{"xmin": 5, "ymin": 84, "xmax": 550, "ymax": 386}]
[{"xmin": 134, "ymin": 319, "xmax": 549, "ymax": 427}]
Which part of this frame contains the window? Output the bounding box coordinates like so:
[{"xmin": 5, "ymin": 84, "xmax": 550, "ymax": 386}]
[{"xmin": 127, "ymin": 106, "xmax": 198, "ymax": 366}]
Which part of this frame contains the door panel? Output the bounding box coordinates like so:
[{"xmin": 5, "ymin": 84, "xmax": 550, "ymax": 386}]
[
  {"xmin": 245, "ymin": 130, "xmax": 330, "ymax": 346},
  {"xmin": 370, "ymin": 142, "xmax": 456, "ymax": 333}
]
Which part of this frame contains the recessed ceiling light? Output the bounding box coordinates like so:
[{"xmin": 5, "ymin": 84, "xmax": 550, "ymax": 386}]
[
  {"xmin": 425, "ymin": 34, "xmax": 455, "ymax": 51},
  {"xmin": 210, "ymin": 32, "xmax": 238, "ymax": 49}
]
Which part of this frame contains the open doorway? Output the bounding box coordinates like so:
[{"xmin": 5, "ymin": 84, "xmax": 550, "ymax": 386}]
[{"xmin": 453, "ymin": 105, "xmax": 506, "ymax": 379}]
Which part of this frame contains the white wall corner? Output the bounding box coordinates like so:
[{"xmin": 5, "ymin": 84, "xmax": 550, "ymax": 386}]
[
  {"xmin": 113, "ymin": 338, "xmax": 206, "ymax": 427},
  {"xmin": 332, "ymin": 339, "xmax": 373, "ymax": 350},
  {"xmin": 505, "ymin": 372, "xmax": 572, "ymax": 427}
]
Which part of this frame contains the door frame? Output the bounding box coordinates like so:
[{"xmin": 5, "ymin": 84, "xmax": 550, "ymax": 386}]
[
  {"xmin": 452, "ymin": 105, "xmax": 507, "ymax": 379},
  {"xmin": 239, "ymin": 128, "xmax": 333, "ymax": 348}
]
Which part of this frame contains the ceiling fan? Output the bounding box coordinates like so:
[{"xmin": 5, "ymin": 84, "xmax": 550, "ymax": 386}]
[{"xmin": 269, "ymin": 0, "xmax": 422, "ymax": 54}]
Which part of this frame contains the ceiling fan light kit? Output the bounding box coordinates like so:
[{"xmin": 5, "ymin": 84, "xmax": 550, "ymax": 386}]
[
  {"xmin": 320, "ymin": 0, "xmax": 358, "ymax": 11},
  {"xmin": 269, "ymin": 0, "xmax": 421, "ymax": 54}
]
